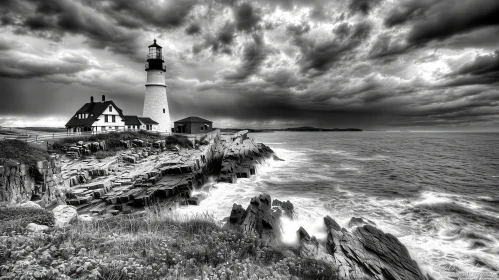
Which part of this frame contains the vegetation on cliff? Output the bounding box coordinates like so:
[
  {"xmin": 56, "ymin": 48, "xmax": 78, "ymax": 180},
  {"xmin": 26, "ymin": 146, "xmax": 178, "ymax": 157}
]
[
  {"xmin": 0, "ymin": 140, "xmax": 49, "ymax": 164},
  {"xmin": 0, "ymin": 206, "xmax": 334, "ymax": 280}
]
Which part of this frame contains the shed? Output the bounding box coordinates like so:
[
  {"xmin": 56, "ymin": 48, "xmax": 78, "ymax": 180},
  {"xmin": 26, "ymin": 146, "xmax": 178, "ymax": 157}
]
[{"xmin": 173, "ymin": 116, "xmax": 213, "ymax": 134}]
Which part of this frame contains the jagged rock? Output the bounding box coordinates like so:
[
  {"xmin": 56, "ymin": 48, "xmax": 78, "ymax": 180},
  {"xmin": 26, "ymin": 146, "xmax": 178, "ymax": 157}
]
[
  {"xmin": 228, "ymin": 203, "xmax": 246, "ymax": 224},
  {"xmin": 281, "ymin": 200, "xmax": 294, "ymax": 219},
  {"xmin": 324, "ymin": 216, "xmax": 429, "ymax": 280},
  {"xmin": 272, "ymin": 199, "xmax": 282, "ymax": 207},
  {"xmin": 224, "ymin": 194, "xmax": 282, "ymax": 243},
  {"xmin": 324, "ymin": 215, "xmax": 342, "ymax": 231},
  {"xmin": 53, "ymin": 205, "xmax": 77, "ymax": 227},
  {"xmin": 348, "ymin": 216, "xmax": 376, "ymax": 228},
  {"xmin": 26, "ymin": 223, "xmax": 49, "ymax": 232}
]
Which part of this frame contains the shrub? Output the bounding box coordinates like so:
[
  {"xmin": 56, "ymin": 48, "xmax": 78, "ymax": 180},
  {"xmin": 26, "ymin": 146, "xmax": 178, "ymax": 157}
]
[{"xmin": 165, "ymin": 135, "xmax": 193, "ymax": 149}]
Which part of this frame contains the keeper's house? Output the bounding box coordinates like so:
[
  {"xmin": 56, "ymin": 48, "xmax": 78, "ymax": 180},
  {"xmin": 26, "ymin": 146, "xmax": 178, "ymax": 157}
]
[
  {"xmin": 65, "ymin": 95, "xmax": 158, "ymax": 133},
  {"xmin": 173, "ymin": 116, "xmax": 213, "ymax": 134}
]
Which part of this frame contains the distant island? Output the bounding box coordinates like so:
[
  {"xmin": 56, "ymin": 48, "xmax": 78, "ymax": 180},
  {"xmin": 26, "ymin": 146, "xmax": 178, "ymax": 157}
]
[{"xmin": 219, "ymin": 126, "xmax": 363, "ymax": 133}]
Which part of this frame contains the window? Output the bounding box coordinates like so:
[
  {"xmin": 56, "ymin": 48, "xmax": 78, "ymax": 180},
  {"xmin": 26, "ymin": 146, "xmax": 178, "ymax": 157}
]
[
  {"xmin": 112, "ymin": 115, "xmax": 116, "ymax": 122},
  {"xmin": 201, "ymin": 126, "xmax": 204, "ymax": 131},
  {"xmin": 109, "ymin": 106, "xmax": 112, "ymax": 112},
  {"xmin": 101, "ymin": 126, "xmax": 106, "ymax": 131},
  {"xmin": 163, "ymin": 109, "xmax": 165, "ymax": 113},
  {"xmin": 115, "ymin": 126, "xmax": 118, "ymax": 130},
  {"xmin": 105, "ymin": 115, "xmax": 108, "ymax": 122}
]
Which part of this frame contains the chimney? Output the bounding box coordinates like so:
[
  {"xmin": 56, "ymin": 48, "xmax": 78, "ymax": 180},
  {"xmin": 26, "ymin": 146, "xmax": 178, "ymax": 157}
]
[
  {"xmin": 90, "ymin": 96, "xmax": 94, "ymax": 103},
  {"xmin": 102, "ymin": 95, "xmax": 105, "ymax": 102}
]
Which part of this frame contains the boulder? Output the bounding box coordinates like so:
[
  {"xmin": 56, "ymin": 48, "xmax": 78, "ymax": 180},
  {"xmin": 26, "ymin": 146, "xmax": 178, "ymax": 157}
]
[
  {"xmin": 26, "ymin": 223, "xmax": 49, "ymax": 233},
  {"xmin": 17, "ymin": 201, "xmax": 42, "ymax": 209},
  {"xmin": 53, "ymin": 205, "xmax": 77, "ymax": 227},
  {"xmin": 78, "ymin": 214, "xmax": 93, "ymax": 223}
]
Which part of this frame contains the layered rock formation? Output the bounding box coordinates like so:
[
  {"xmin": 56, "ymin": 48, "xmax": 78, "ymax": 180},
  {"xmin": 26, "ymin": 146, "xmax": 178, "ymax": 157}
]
[
  {"xmin": 225, "ymin": 194, "xmax": 432, "ymax": 280},
  {"xmin": 219, "ymin": 130, "xmax": 274, "ymax": 183},
  {"xmin": 54, "ymin": 130, "xmax": 273, "ymax": 218}
]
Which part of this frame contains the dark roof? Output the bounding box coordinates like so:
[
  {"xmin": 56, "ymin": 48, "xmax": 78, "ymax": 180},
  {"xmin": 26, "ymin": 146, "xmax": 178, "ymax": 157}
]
[
  {"xmin": 124, "ymin": 115, "xmax": 141, "ymax": 126},
  {"xmin": 65, "ymin": 101, "xmax": 124, "ymax": 128},
  {"xmin": 138, "ymin": 117, "xmax": 159, "ymax": 125},
  {"xmin": 148, "ymin": 39, "xmax": 162, "ymax": 48},
  {"xmin": 174, "ymin": 116, "xmax": 212, "ymax": 123}
]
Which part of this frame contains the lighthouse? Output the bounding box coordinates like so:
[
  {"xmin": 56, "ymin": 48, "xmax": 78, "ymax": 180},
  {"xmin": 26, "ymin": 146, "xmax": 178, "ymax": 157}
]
[{"xmin": 143, "ymin": 39, "xmax": 171, "ymax": 132}]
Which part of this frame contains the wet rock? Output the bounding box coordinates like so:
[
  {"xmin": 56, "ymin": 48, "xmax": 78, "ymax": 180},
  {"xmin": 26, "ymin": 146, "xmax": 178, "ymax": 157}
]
[
  {"xmin": 325, "ymin": 218, "xmax": 429, "ymax": 280},
  {"xmin": 281, "ymin": 200, "xmax": 294, "ymax": 219},
  {"xmin": 53, "ymin": 205, "xmax": 77, "ymax": 227},
  {"xmin": 324, "ymin": 216, "xmax": 342, "ymax": 231},
  {"xmin": 224, "ymin": 194, "xmax": 281, "ymax": 243},
  {"xmin": 348, "ymin": 216, "xmax": 376, "ymax": 228}
]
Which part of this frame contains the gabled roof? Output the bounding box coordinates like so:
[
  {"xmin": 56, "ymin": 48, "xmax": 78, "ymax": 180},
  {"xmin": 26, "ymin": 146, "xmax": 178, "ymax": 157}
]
[
  {"xmin": 65, "ymin": 101, "xmax": 124, "ymax": 128},
  {"xmin": 174, "ymin": 116, "xmax": 212, "ymax": 123},
  {"xmin": 124, "ymin": 115, "xmax": 142, "ymax": 126},
  {"xmin": 138, "ymin": 117, "xmax": 159, "ymax": 125}
]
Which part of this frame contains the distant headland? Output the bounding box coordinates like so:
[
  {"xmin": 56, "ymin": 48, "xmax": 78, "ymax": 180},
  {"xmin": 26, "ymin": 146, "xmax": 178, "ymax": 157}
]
[{"xmin": 220, "ymin": 126, "xmax": 363, "ymax": 133}]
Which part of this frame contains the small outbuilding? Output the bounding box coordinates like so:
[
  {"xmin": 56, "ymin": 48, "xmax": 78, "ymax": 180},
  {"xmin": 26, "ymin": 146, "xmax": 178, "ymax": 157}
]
[
  {"xmin": 173, "ymin": 116, "xmax": 213, "ymax": 134},
  {"xmin": 138, "ymin": 117, "xmax": 159, "ymax": 131}
]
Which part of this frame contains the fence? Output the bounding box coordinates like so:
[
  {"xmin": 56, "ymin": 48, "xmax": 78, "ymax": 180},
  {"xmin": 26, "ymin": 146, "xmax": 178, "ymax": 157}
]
[{"xmin": 0, "ymin": 126, "xmax": 219, "ymax": 145}]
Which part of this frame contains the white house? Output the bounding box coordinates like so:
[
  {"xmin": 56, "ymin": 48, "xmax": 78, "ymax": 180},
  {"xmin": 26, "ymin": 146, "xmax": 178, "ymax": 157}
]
[{"xmin": 65, "ymin": 95, "xmax": 158, "ymax": 133}]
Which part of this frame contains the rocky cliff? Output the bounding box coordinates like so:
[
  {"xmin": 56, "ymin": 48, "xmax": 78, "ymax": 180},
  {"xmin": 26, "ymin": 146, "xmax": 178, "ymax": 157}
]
[
  {"xmin": 224, "ymin": 194, "xmax": 433, "ymax": 280},
  {"xmin": 0, "ymin": 156, "xmax": 66, "ymax": 207},
  {"xmin": 1, "ymin": 130, "xmax": 275, "ymax": 218}
]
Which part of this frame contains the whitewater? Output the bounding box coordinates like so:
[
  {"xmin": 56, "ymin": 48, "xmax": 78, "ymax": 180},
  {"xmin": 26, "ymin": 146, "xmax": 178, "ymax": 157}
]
[{"xmin": 178, "ymin": 131, "xmax": 499, "ymax": 279}]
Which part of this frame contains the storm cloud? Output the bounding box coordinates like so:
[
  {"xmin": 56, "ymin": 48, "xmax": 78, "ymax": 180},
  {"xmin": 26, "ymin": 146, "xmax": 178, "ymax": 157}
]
[{"xmin": 0, "ymin": 0, "xmax": 498, "ymax": 130}]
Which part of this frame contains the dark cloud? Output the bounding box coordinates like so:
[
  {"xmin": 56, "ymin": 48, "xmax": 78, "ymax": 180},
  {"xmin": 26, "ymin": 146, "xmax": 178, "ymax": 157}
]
[
  {"xmin": 456, "ymin": 51, "xmax": 499, "ymax": 76},
  {"xmin": 194, "ymin": 21, "xmax": 236, "ymax": 54},
  {"xmin": 441, "ymin": 51, "xmax": 499, "ymax": 87},
  {"xmin": 234, "ymin": 3, "xmax": 261, "ymax": 32},
  {"xmin": 369, "ymin": 33, "xmax": 410, "ymax": 59},
  {"xmin": 385, "ymin": 0, "xmax": 499, "ymax": 46},
  {"xmin": 348, "ymin": 0, "xmax": 382, "ymax": 16},
  {"xmin": 185, "ymin": 22, "xmax": 202, "ymax": 35},
  {"xmin": 294, "ymin": 21, "xmax": 372, "ymax": 76},
  {"xmin": 0, "ymin": 0, "xmax": 143, "ymax": 58},
  {"xmin": 0, "ymin": 50, "xmax": 91, "ymax": 78},
  {"xmin": 223, "ymin": 34, "xmax": 270, "ymax": 81},
  {"xmin": 88, "ymin": 0, "xmax": 199, "ymax": 29}
]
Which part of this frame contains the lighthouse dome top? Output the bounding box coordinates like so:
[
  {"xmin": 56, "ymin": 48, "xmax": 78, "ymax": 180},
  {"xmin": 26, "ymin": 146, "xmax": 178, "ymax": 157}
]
[{"xmin": 148, "ymin": 39, "xmax": 162, "ymax": 49}]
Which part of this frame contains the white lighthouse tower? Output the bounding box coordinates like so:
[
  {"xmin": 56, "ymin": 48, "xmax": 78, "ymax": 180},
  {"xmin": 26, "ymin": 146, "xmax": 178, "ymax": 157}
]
[{"xmin": 143, "ymin": 39, "xmax": 171, "ymax": 132}]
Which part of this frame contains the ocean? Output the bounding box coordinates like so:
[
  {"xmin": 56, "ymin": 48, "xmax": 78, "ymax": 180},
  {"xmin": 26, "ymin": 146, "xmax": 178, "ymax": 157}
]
[{"xmin": 179, "ymin": 131, "xmax": 499, "ymax": 279}]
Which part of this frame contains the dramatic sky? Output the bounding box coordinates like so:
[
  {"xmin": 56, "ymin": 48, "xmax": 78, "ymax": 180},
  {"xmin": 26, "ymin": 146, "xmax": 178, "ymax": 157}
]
[{"xmin": 0, "ymin": 0, "xmax": 498, "ymax": 130}]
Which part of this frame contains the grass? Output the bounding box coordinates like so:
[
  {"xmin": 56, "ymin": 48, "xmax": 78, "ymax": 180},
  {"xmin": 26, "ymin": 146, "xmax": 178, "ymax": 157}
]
[
  {"xmin": 0, "ymin": 206, "xmax": 337, "ymax": 280},
  {"xmin": 0, "ymin": 140, "xmax": 49, "ymax": 164},
  {"xmin": 165, "ymin": 134, "xmax": 193, "ymax": 149}
]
